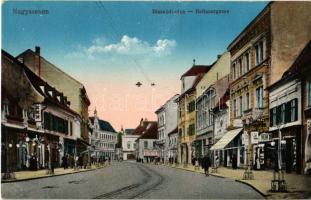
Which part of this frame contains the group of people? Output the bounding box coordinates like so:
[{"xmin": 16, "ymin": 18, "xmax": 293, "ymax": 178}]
[{"xmin": 61, "ymin": 154, "xmax": 89, "ymax": 170}]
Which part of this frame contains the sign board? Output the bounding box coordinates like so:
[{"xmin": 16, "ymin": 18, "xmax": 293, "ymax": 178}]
[
  {"xmin": 259, "ymin": 133, "xmax": 271, "ymax": 143},
  {"xmin": 143, "ymin": 149, "xmax": 159, "ymax": 157},
  {"xmin": 34, "ymin": 104, "xmax": 42, "ymax": 122},
  {"xmin": 251, "ymin": 132, "xmax": 259, "ymax": 144},
  {"xmin": 242, "ymin": 131, "xmax": 249, "ymax": 146}
]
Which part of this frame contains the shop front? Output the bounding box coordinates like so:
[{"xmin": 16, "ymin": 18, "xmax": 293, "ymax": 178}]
[{"xmin": 210, "ymin": 128, "xmax": 244, "ymax": 168}]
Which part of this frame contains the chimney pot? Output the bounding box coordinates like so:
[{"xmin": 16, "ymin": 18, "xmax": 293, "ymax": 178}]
[
  {"xmin": 34, "ymin": 46, "xmax": 41, "ymax": 76},
  {"xmin": 35, "ymin": 46, "xmax": 40, "ymax": 54}
]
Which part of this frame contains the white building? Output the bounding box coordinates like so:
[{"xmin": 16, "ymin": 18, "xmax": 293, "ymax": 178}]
[
  {"xmin": 155, "ymin": 94, "xmax": 179, "ymax": 163},
  {"xmin": 122, "ymin": 129, "xmax": 139, "ymax": 160},
  {"xmin": 89, "ymin": 110, "xmax": 117, "ymax": 160},
  {"xmin": 168, "ymin": 128, "xmax": 178, "ymax": 163}
]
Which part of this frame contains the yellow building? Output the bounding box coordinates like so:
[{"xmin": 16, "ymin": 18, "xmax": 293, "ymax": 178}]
[{"xmin": 176, "ymin": 62, "xmax": 211, "ymax": 165}]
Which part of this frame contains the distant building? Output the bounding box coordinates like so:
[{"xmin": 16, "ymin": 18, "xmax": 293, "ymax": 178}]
[
  {"xmin": 168, "ymin": 127, "xmax": 178, "ymax": 163},
  {"xmin": 89, "ymin": 110, "xmax": 117, "ymax": 160},
  {"xmin": 134, "ymin": 119, "xmax": 158, "ymax": 162},
  {"xmin": 122, "ymin": 128, "xmax": 140, "ymax": 160}
]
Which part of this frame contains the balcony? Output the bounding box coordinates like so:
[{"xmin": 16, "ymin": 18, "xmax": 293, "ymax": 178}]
[{"xmin": 252, "ymin": 107, "xmax": 265, "ymax": 121}]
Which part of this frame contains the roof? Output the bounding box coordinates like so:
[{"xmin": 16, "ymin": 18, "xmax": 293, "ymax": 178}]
[
  {"xmin": 168, "ymin": 127, "xmax": 178, "ymax": 136},
  {"xmin": 213, "ymin": 88, "xmax": 230, "ymax": 112},
  {"xmin": 181, "ymin": 65, "xmax": 212, "ymax": 78},
  {"xmin": 89, "ymin": 116, "xmax": 116, "ymax": 133},
  {"xmin": 137, "ymin": 121, "xmax": 158, "ymax": 140},
  {"xmin": 177, "ymin": 73, "xmax": 205, "ymax": 101},
  {"xmin": 17, "ymin": 48, "xmax": 91, "ymax": 105},
  {"xmin": 227, "ymin": 2, "xmax": 272, "ymax": 51},
  {"xmin": 2, "ymin": 50, "xmax": 78, "ymax": 116},
  {"xmin": 124, "ymin": 129, "xmax": 134, "ymax": 135},
  {"xmin": 155, "ymin": 94, "xmax": 179, "ymax": 114},
  {"xmin": 267, "ymin": 40, "xmax": 311, "ymax": 91}
]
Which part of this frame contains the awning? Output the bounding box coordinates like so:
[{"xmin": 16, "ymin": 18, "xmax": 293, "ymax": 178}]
[{"xmin": 210, "ymin": 128, "xmax": 243, "ymax": 151}]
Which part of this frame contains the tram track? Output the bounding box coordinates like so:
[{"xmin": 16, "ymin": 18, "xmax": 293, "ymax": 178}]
[{"xmin": 93, "ymin": 163, "xmax": 164, "ymax": 199}]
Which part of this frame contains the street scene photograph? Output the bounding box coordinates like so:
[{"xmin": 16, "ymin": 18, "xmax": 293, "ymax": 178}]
[{"xmin": 1, "ymin": 1, "xmax": 311, "ymax": 199}]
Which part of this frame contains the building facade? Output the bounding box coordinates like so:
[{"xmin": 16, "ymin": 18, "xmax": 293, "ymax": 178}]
[
  {"xmin": 195, "ymin": 52, "xmax": 231, "ymax": 158},
  {"xmin": 227, "ymin": 2, "xmax": 311, "ymax": 171},
  {"xmin": 89, "ymin": 110, "xmax": 117, "ymax": 160},
  {"xmin": 2, "ymin": 50, "xmax": 80, "ymax": 174},
  {"xmin": 122, "ymin": 129, "xmax": 140, "ymax": 161},
  {"xmin": 177, "ymin": 63, "xmax": 211, "ymax": 165},
  {"xmin": 17, "ymin": 47, "xmax": 91, "ymax": 154},
  {"xmin": 155, "ymin": 94, "xmax": 179, "ymax": 164}
]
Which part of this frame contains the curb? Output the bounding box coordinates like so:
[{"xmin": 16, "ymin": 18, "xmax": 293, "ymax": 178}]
[
  {"xmin": 1, "ymin": 166, "xmax": 105, "ymax": 183},
  {"xmin": 160, "ymin": 164, "xmax": 267, "ymax": 198}
]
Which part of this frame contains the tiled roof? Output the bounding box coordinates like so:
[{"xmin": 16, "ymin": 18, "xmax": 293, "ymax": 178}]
[
  {"xmin": 177, "ymin": 73, "xmax": 205, "ymax": 101},
  {"xmin": 138, "ymin": 121, "xmax": 158, "ymax": 140},
  {"xmin": 181, "ymin": 65, "xmax": 212, "ymax": 78},
  {"xmin": 89, "ymin": 116, "xmax": 116, "ymax": 133}
]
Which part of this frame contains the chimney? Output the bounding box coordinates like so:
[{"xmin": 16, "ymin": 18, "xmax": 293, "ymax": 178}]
[
  {"xmin": 217, "ymin": 54, "xmax": 221, "ymax": 59},
  {"xmin": 140, "ymin": 118, "xmax": 144, "ymax": 126},
  {"xmin": 34, "ymin": 46, "xmax": 41, "ymax": 76}
]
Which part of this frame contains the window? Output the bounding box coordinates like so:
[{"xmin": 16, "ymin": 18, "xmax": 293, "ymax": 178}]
[
  {"xmin": 233, "ymin": 99, "xmax": 237, "ymax": 118},
  {"xmin": 133, "ymin": 143, "xmax": 136, "ymax": 149},
  {"xmin": 281, "ymin": 104, "xmax": 286, "ymax": 124},
  {"xmin": 255, "ymin": 40, "xmax": 265, "ymax": 65},
  {"xmin": 127, "ymin": 142, "xmax": 131, "ymax": 149},
  {"xmin": 144, "ymin": 141, "xmax": 148, "ymax": 148},
  {"xmin": 43, "ymin": 112, "xmax": 68, "ymax": 134},
  {"xmin": 308, "ymin": 81, "xmax": 311, "ymax": 107},
  {"xmin": 245, "ymin": 51, "xmax": 250, "ymax": 72},
  {"xmin": 188, "ymin": 101, "xmax": 195, "ymax": 113},
  {"xmin": 290, "ymin": 99, "xmax": 298, "ymax": 122},
  {"xmin": 270, "ymin": 107, "xmax": 277, "ymax": 127},
  {"xmin": 239, "ymin": 96, "xmax": 243, "ymax": 117},
  {"xmin": 232, "ymin": 63, "xmax": 236, "ymax": 80},
  {"xmin": 188, "ymin": 124, "xmax": 195, "ymax": 136},
  {"xmin": 246, "ymin": 93, "xmax": 250, "ymax": 110},
  {"xmin": 239, "ymin": 58, "xmax": 243, "ymax": 76},
  {"xmin": 255, "ymin": 86, "xmax": 263, "ymax": 108}
]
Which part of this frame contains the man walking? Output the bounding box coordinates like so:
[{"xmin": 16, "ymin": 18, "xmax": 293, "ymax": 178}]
[{"xmin": 202, "ymin": 155, "xmax": 211, "ymax": 176}]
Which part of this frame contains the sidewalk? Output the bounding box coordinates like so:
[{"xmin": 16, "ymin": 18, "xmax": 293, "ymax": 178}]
[
  {"xmin": 163, "ymin": 163, "xmax": 311, "ymax": 199},
  {"xmin": 1, "ymin": 164, "xmax": 107, "ymax": 183}
]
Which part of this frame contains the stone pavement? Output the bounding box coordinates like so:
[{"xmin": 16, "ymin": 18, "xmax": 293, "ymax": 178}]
[
  {"xmin": 161, "ymin": 163, "xmax": 311, "ymax": 199},
  {"xmin": 1, "ymin": 164, "xmax": 107, "ymax": 183}
]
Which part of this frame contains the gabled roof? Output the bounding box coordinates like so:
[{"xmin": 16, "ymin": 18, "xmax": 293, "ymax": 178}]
[
  {"xmin": 181, "ymin": 65, "xmax": 212, "ymax": 78},
  {"xmin": 89, "ymin": 116, "xmax": 117, "ymax": 133},
  {"xmin": 137, "ymin": 121, "xmax": 158, "ymax": 140},
  {"xmin": 176, "ymin": 73, "xmax": 205, "ymax": 101}
]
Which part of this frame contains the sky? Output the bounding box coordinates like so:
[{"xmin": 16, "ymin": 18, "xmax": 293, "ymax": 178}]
[{"xmin": 2, "ymin": 1, "xmax": 268, "ymax": 131}]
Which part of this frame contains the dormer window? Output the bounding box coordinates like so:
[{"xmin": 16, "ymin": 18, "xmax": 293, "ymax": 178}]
[
  {"xmin": 48, "ymin": 91, "xmax": 53, "ymax": 97},
  {"xmin": 57, "ymin": 96, "xmax": 61, "ymax": 102}
]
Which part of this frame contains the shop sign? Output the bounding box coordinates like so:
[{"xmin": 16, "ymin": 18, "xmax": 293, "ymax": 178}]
[
  {"xmin": 242, "ymin": 131, "xmax": 249, "ymax": 146},
  {"xmin": 144, "ymin": 149, "xmax": 159, "ymax": 157},
  {"xmin": 251, "ymin": 132, "xmax": 259, "ymax": 144},
  {"xmin": 259, "ymin": 133, "xmax": 271, "ymax": 143}
]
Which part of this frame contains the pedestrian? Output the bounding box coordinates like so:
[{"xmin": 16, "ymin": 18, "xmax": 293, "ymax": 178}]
[
  {"xmin": 232, "ymin": 154, "xmax": 237, "ymax": 169},
  {"xmin": 215, "ymin": 155, "xmax": 219, "ymax": 168},
  {"xmin": 191, "ymin": 157, "xmax": 196, "ymax": 166},
  {"xmin": 108, "ymin": 156, "xmax": 111, "ymax": 165},
  {"xmin": 83, "ymin": 154, "xmax": 88, "ymax": 169},
  {"xmin": 62, "ymin": 154, "xmax": 68, "ymax": 170},
  {"xmin": 202, "ymin": 155, "xmax": 211, "ymax": 176}
]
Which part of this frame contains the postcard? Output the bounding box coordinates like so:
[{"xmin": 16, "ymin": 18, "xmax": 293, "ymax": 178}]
[{"xmin": 1, "ymin": 1, "xmax": 311, "ymax": 199}]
